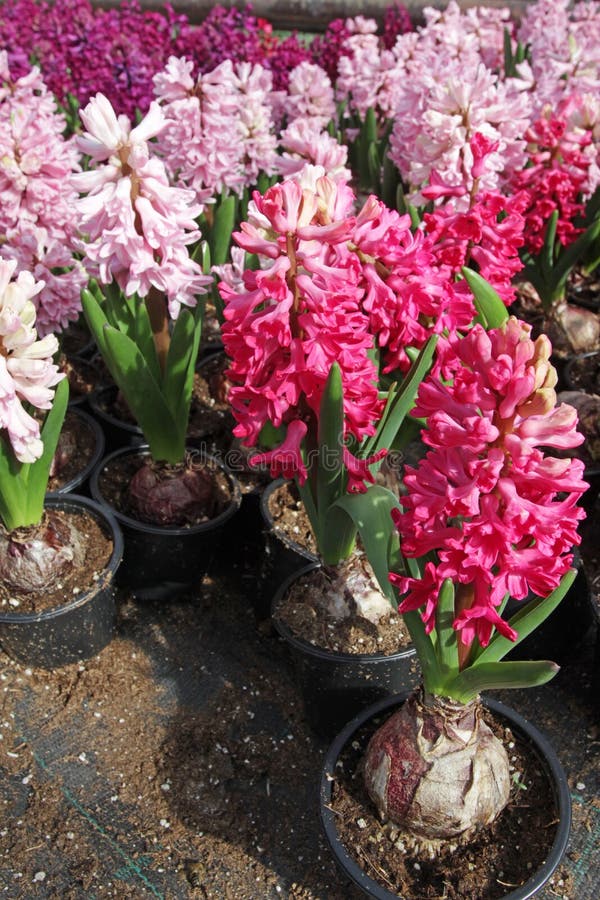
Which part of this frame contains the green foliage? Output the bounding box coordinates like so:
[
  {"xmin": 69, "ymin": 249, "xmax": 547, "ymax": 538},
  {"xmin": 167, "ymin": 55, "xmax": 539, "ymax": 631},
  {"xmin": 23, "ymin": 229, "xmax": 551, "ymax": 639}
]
[
  {"xmin": 0, "ymin": 378, "xmax": 69, "ymax": 531},
  {"xmin": 81, "ymin": 284, "xmax": 202, "ymax": 464}
]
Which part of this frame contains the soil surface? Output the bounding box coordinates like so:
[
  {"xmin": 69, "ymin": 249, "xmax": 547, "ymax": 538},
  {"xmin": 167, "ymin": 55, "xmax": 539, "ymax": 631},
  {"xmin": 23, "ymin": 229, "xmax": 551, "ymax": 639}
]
[
  {"xmin": 0, "ymin": 497, "xmax": 598, "ymax": 898},
  {"xmin": 47, "ymin": 409, "xmax": 102, "ymax": 494}
]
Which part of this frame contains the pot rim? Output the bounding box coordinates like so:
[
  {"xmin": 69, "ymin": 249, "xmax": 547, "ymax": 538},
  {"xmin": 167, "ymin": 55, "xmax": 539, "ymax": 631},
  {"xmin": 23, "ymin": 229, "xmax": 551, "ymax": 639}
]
[
  {"xmin": 54, "ymin": 406, "xmax": 106, "ymax": 495},
  {"xmin": 90, "ymin": 444, "xmax": 243, "ymax": 535},
  {"xmin": 260, "ymin": 477, "xmax": 319, "ymax": 563},
  {"xmin": 0, "ymin": 493, "xmax": 124, "ymax": 625},
  {"xmin": 272, "ymin": 562, "xmax": 416, "ymax": 665},
  {"xmin": 88, "ymin": 384, "xmax": 143, "ymax": 437},
  {"xmin": 320, "ymin": 690, "xmax": 572, "ymax": 900}
]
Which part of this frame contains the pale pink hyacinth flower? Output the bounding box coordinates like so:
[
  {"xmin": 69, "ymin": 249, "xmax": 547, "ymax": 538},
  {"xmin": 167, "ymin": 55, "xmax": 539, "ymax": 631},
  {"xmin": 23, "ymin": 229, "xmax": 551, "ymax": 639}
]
[
  {"xmin": 401, "ymin": 1, "xmax": 509, "ymax": 72},
  {"xmin": 517, "ymin": 0, "xmax": 600, "ymax": 112},
  {"xmin": 389, "ymin": 61, "xmax": 531, "ymax": 206},
  {"xmin": 72, "ymin": 93, "xmax": 211, "ymax": 318},
  {"xmin": 153, "ymin": 57, "xmax": 279, "ymax": 202},
  {"xmin": 336, "ymin": 18, "xmax": 404, "ymax": 121},
  {"xmin": 0, "ymin": 259, "xmax": 63, "ymax": 464},
  {"xmin": 285, "ymin": 61, "xmax": 336, "ymax": 128},
  {"xmin": 276, "ymin": 121, "xmax": 352, "ymax": 181},
  {"xmin": 0, "ymin": 53, "xmax": 83, "ymax": 335},
  {"xmin": 1, "ymin": 224, "xmax": 88, "ymax": 337}
]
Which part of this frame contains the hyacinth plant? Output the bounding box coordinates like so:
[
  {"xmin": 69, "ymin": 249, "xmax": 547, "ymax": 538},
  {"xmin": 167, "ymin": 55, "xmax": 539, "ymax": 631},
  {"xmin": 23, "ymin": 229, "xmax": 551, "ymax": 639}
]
[
  {"xmin": 0, "ymin": 259, "xmax": 73, "ymax": 594},
  {"xmin": 219, "ymin": 166, "xmax": 508, "ymax": 620},
  {"xmin": 74, "ymin": 93, "xmax": 219, "ymax": 526},
  {"xmin": 510, "ymin": 97, "xmax": 600, "ymax": 354},
  {"xmin": 363, "ymin": 314, "xmax": 588, "ymax": 854}
]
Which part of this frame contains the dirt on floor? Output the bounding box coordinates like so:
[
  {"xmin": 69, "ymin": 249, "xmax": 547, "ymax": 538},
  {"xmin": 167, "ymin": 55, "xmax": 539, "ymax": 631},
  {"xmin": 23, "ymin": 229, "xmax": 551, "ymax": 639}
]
[{"xmin": 0, "ymin": 495, "xmax": 599, "ymax": 899}]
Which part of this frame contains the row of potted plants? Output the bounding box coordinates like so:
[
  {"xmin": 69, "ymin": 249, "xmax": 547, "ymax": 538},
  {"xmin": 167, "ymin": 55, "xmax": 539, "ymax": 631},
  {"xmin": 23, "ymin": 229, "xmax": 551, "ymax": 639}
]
[{"xmin": 0, "ymin": 0, "xmax": 599, "ymax": 896}]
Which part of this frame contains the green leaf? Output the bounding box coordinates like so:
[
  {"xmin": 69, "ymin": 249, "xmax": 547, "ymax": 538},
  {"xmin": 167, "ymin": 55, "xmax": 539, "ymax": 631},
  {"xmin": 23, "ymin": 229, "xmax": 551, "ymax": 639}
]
[
  {"xmin": 362, "ymin": 106, "xmax": 378, "ymax": 144},
  {"xmin": 381, "ymin": 152, "xmax": 400, "ymax": 209},
  {"xmin": 332, "ymin": 485, "xmax": 401, "ymax": 603},
  {"xmin": 163, "ymin": 307, "xmax": 202, "ymax": 440},
  {"xmin": 317, "ymin": 363, "xmax": 345, "ymax": 541},
  {"xmin": 461, "ymin": 267, "xmax": 509, "ymax": 328},
  {"xmin": 133, "ymin": 295, "xmax": 161, "ymax": 386},
  {"xmin": 367, "ymin": 142, "xmax": 381, "ymax": 195},
  {"xmin": 475, "ymin": 569, "xmax": 577, "ymax": 664},
  {"xmin": 81, "ymin": 288, "xmax": 121, "ymax": 387},
  {"xmin": 365, "ymin": 336, "xmax": 437, "ymax": 458},
  {"xmin": 25, "ymin": 377, "xmax": 70, "ymax": 524},
  {"xmin": 101, "ymin": 326, "xmax": 182, "ymax": 463},
  {"xmin": 446, "ymin": 659, "xmax": 559, "ymax": 703},
  {"xmin": 401, "ymin": 608, "xmax": 441, "ymax": 692},
  {"xmin": 0, "ymin": 437, "xmax": 27, "ymax": 531},
  {"xmin": 211, "ymin": 194, "xmax": 237, "ymax": 266},
  {"xmin": 549, "ymin": 214, "xmax": 600, "ymax": 302},
  {"xmin": 434, "ymin": 579, "xmax": 459, "ymax": 674}
]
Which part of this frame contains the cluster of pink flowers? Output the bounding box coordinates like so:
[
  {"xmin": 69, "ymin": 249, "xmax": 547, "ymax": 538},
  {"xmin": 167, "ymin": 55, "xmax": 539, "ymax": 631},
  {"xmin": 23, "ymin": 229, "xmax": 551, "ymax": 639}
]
[
  {"xmin": 0, "ymin": 259, "xmax": 64, "ymax": 463},
  {"xmin": 336, "ymin": 16, "xmax": 404, "ymax": 122},
  {"xmin": 72, "ymin": 93, "xmax": 211, "ymax": 318},
  {"xmin": 509, "ymin": 97, "xmax": 596, "ymax": 254},
  {"xmin": 219, "ymin": 171, "xmax": 383, "ymax": 483},
  {"xmin": 517, "ymin": 0, "xmax": 600, "ymax": 111},
  {"xmin": 419, "ymin": 134, "xmax": 526, "ymax": 305},
  {"xmin": 391, "ymin": 318, "xmax": 587, "ymax": 649},
  {"xmin": 389, "ymin": 60, "xmax": 531, "ymax": 205},
  {"xmin": 153, "ymin": 56, "xmax": 280, "ymax": 204},
  {"xmin": 0, "ymin": 54, "xmax": 86, "ymax": 335},
  {"xmin": 219, "ymin": 166, "xmax": 522, "ymax": 484}
]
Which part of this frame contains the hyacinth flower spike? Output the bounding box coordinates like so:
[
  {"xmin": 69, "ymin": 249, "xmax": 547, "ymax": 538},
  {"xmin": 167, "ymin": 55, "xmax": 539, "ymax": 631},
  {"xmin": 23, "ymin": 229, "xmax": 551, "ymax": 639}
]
[
  {"xmin": 74, "ymin": 93, "xmax": 212, "ymax": 468},
  {"xmin": 362, "ymin": 313, "xmax": 587, "ymax": 856},
  {"xmin": 0, "ymin": 259, "xmax": 72, "ymax": 592}
]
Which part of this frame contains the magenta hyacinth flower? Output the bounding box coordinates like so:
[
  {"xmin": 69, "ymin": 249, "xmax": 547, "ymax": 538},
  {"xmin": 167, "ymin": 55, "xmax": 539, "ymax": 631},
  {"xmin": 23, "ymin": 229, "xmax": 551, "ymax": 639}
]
[{"xmin": 390, "ymin": 317, "xmax": 587, "ymax": 651}]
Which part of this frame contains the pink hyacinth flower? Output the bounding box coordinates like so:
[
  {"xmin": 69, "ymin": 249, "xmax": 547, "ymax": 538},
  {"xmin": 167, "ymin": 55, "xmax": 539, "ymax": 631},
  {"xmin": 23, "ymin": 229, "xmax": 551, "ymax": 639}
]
[
  {"xmin": 0, "ymin": 259, "xmax": 63, "ymax": 463},
  {"xmin": 73, "ymin": 93, "xmax": 211, "ymax": 318},
  {"xmin": 391, "ymin": 317, "xmax": 587, "ymax": 651}
]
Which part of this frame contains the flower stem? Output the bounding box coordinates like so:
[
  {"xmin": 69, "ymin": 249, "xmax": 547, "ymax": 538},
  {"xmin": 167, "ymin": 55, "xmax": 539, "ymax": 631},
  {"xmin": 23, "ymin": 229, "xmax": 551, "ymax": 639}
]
[{"xmin": 145, "ymin": 287, "xmax": 170, "ymax": 376}]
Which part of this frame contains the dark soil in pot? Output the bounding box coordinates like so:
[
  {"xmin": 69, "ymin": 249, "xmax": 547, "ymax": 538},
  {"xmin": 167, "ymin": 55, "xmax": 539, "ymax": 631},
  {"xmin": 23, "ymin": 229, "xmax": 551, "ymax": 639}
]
[
  {"xmin": 263, "ymin": 481, "xmax": 411, "ymax": 656},
  {"xmin": 0, "ymin": 494, "xmax": 122, "ymax": 667},
  {"xmin": 47, "ymin": 407, "xmax": 105, "ymax": 495},
  {"xmin": 322, "ymin": 694, "xmax": 571, "ymax": 900},
  {"xmin": 61, "ymin": 353, "xmax": 109, "ymax": 409}
]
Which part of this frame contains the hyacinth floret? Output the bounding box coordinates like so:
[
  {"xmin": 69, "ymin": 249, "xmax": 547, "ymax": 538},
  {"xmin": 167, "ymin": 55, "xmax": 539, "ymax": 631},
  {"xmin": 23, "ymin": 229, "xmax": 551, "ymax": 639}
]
[
  {"xmin": 0, "ymin": 259, "xmax": 63, "ymax": 463},
  {"xmin": 72, "ymin": 93, "xmax": 211, "ymax": 317},
  {"xmin": 391, "ymin": 317, "xmax": 587, "ymax": 650}
]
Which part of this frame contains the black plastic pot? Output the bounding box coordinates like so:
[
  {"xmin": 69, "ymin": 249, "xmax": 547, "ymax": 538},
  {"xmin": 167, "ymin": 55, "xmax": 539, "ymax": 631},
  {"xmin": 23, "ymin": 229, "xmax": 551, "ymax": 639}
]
[
  {"xmin": 51, "ymin": 407, "xmax": 105, "ymax": 497},
  {"xmin": 67, "ymin": 355, "xmax": 109, "ymax": 412},
  {"xmin": 320, "ymin": 691, "xmax": 572, "ymax": 900},
  {"xmin": 503, "ymin": 560, "xmax": 594, "ymax": 664},
  {"xmin": 90, "ymin": 445, "xmax": 242, "ymax": 601},
  {"xmin": 0, "ymin": 494, "xmax": 123, "ymax": 668},
  {"xmin": 88, "ymin": 384, "xmax": 143, "ymax": 455},
  {"xmin": 257, "ymin": 478, "xmax": 319, "ymax": 620},
  {"xmin": 272, "ymin": 563, "xmax": 419, "ymax": 737}
]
